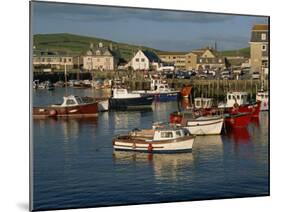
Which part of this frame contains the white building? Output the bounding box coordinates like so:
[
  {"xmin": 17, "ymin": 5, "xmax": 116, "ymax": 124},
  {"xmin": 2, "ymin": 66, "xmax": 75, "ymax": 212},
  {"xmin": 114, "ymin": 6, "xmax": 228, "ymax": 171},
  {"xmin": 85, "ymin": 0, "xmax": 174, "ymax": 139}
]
[{"xmin": 128, "ymin": 50, "xmax": 161, "ymax": 71}]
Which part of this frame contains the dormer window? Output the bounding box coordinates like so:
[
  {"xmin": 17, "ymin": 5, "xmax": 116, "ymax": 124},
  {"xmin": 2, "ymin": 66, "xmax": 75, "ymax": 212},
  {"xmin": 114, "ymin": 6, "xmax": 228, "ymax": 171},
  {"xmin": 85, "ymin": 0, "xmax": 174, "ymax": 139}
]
[{"xmin": 261, "ymin": 33, "xmax": 266, "ymax": 40}]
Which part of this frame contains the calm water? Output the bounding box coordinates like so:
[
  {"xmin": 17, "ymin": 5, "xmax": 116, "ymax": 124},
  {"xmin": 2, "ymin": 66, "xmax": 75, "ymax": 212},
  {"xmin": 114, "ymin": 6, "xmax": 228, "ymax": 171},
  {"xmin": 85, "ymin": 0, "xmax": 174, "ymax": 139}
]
[{"xmin": 32, "ymin": 88, "xmax": 269, "ymax": 211}]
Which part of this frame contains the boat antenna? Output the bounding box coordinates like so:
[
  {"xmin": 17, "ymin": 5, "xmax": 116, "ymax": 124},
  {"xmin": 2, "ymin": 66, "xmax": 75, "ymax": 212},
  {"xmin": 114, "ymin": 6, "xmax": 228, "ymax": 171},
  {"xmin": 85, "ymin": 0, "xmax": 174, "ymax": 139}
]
[{"xmin": 64, "ymin": 63, "xmax": 68, "ymax": 95}]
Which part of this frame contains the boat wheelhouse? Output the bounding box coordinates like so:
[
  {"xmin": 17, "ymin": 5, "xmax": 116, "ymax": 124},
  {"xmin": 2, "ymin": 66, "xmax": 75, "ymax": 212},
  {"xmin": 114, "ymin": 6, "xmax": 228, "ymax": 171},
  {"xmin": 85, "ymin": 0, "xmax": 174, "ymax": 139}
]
[
  {"xmin": 194, "ymin": 97, "xmax": 214, "ymax": 109},
  {"xmin": 218, "ymin": 92, "xmax": 248, "ymax": 108},
  {"xmin": 256, "ymin": 91, "xmax": 268, "ymax": 111},
  {"xmin": 113, "ymin": 127, "xmax": 195, "ymax": 153}
]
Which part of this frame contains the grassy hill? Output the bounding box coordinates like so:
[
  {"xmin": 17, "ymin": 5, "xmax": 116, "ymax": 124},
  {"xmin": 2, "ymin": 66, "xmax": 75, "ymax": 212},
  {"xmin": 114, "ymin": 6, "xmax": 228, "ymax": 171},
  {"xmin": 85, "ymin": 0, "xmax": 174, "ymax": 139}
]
[
  {"xmin": 33, "ymin": 33, "xmax": 159, "ymax": 61},
  {"xmin": 33, "ymin": 33, "xmax": 250, "ymax": 60},
  {"xmin": 220, "ymin": 47, "xmax": 250, "ymax": 58}
]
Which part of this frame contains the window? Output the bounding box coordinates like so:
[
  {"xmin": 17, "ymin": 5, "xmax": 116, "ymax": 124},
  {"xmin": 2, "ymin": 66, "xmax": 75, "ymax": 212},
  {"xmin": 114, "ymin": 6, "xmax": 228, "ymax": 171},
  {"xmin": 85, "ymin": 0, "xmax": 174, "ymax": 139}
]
[
  {"xmin": 66, "ymin": 99, "xmax": 76, "ymax": 105},
  {"xmin": 161, "ymin": 131, "xmax": 173, "ymax": 138},
  {"xmin": 176, "ymin": 131, "xmax": 181, "ymax": 137},
  {"xmin": 136, "ymin": 58, "xmax": 139, "ymax": 62},
  {"xmin": 173, "ymin": 56, "xmax": 176, "ymax": 59},
  {"xmin": 236, "ymin": 95, "xmax": 240, "ymax": 100},
  {"xmin": 262, "ymin": 45, "xmax": 267, "ymax": 51},
  {"xmin": 188, "ymin": 61, "xmax": 191, "ymax": 63},
  {"xmin": 261, "ymin": 33, "xmax": 266, "ymax": 40},
  {"xmin": 228, "ymin": 95, "xmax": 231, "ymax": 100},
  {"xmin": 68, "ymin": 58, "xmax": 71, "ymax": 62},
  {"xmin": 141, "ymin": 58, "xmax": 145, "ymax": 62},
  {"xmin": 188, "ymin": 55, "xmax": 191, "ymax": 58}
]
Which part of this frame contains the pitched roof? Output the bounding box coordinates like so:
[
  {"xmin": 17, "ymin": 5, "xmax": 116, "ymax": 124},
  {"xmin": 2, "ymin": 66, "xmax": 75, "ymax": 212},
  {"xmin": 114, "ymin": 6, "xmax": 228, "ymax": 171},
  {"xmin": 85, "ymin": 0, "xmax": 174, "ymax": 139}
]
[
  {"xmin": 252, "ymin": 24, "xmax": 268, "ymax": 31},
  {"xmin": 142, "ymin": 50, "xmax": 161, "ymax": 63}
]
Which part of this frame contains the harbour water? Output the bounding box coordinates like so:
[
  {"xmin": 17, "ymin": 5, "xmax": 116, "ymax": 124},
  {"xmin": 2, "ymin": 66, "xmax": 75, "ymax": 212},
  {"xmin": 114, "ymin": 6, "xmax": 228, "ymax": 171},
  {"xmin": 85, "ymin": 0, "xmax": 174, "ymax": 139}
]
[{"xmin": 32, "ymin": 88, "xmax": 269, "ymax": 211}]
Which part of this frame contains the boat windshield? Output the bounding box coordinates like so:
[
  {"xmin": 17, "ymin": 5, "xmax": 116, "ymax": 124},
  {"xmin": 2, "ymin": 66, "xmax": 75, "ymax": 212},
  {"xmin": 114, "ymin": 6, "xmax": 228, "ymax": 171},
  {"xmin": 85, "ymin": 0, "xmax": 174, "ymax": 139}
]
[
  {"xmin": 66, "ymin": 99, "xmax": 76, "ymax": 105},
  {"xmin": 76, "ymin": 97, "xmax": 84, "ymax": 104}
]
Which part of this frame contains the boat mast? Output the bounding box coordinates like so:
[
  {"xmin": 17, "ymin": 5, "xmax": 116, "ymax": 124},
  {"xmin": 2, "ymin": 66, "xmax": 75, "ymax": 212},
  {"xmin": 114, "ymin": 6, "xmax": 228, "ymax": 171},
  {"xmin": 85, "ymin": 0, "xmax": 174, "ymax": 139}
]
[{"xmin": 64, "ymin": 63, "xmax": 68, "ymax": 95}]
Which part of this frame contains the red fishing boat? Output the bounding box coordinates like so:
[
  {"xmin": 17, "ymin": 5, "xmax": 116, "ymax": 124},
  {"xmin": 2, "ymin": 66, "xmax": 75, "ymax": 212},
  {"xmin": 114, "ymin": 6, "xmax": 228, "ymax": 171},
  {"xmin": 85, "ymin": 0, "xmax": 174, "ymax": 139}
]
[
  {"xmin": 218, "ymin": 92, "xmax": 261, "ymax": 118},
  {"xmin": 33, "ymin": 95, "xmax": 98, "ymax": 118}
]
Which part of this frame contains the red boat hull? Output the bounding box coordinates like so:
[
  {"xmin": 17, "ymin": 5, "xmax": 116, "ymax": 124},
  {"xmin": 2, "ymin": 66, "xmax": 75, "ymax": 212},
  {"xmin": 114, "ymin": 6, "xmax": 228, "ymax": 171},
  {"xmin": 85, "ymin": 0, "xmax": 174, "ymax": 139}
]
[
  {"xmin": 224, "ymin": 112, "xmax": 252, "ymax": 128},
  {"xmin": 33, "ymin": 102, "xmax": 98, "ymax": 118},
  {"xmin": 225, "ymin": 101, "xmax": 261, "ymax": 117}
]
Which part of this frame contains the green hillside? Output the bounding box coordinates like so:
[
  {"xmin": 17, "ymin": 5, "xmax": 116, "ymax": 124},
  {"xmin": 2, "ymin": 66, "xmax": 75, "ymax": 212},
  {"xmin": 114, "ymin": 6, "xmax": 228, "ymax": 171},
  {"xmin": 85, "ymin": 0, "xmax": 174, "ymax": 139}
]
[
  {"xmin": 33, "ymin": 33, "xmax": 250, "ymax": 61},
  {"xmin": 33, "ymin": 33, "xmax": 159, "ymax": 61},
  {"xmin": 220, "ymin": 47, "xmax": 250, "ymax": 58}
]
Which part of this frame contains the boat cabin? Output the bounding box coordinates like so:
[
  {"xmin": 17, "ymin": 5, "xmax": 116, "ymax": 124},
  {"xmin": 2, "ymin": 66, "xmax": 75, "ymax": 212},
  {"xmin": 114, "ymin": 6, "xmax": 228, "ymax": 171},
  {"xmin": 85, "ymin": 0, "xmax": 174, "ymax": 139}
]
[
  {"xmin": 152, "ymin": 129, "xmax": 186, "ymax": 141},
  {"xmin": 256, "ymin": 91, "xmax": 268, "ymax": 101},
  {"xmin": 112, "ymin": 88, "xmax": 141, "ymax": 99},
  {"xmin": 194, "ymin": 98, "xmax": 213, "ymax": 109},
  {"xmin": 223, "ymin": 92, "xmax": 249, "ymax": 107},
  {"xmin": 51, "ymin": 95, "xmax": 87, "ymax": 107},
  {"xmin": 151, "ymin": 79, "xmax": 172, "ymax": 92},
  {"xmin": 130, "ymin": 127, "xmax": 188, "ymax": 141}
]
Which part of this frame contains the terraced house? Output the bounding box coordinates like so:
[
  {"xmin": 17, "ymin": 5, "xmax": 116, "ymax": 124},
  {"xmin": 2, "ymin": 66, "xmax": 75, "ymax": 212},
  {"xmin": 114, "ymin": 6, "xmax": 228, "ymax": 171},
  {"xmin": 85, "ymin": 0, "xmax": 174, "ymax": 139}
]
[
  {"xmin": 158, "ymin": 47, "xmax": 225, "ymax": 71},
  {"xmin": 249, "ymin": 24, "xmax": 269, "ymax": 74},
  {"xmin": 33, "ymin": 51, "xmax": 74, "ymax": 70},
  {"xmin": 158, "ymin": 52, "xmax": 188, "ymax": 70}
]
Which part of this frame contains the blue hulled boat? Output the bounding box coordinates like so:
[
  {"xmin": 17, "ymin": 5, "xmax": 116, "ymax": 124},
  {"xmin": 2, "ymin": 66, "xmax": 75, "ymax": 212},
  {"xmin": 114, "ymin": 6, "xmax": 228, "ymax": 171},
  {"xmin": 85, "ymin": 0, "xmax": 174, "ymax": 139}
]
[{"xmin": 109, "ymin": 88, "xmax": 154, "ymax": 110}]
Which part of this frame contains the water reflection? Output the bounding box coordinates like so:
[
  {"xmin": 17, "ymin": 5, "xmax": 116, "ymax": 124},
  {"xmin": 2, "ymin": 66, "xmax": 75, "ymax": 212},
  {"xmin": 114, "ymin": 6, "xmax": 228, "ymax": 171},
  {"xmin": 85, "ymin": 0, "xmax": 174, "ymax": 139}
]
[
  {"xmin": 180, "ymin": 98, "xmax": 191, "ymax": 110},
  {"xmin": 113, "ymin": 151, "xmax": 194, "ymax": 181},
  {"xmin": 227, "ymin": 127, "xmax": 251, "ymax": 143},
  {"xmin": 112, "ymin": 109, "xmax": 153, "ymax": 134},
  {"xmin": 33, "ymin": 117, "xmax": 98, "ymax": 140}
]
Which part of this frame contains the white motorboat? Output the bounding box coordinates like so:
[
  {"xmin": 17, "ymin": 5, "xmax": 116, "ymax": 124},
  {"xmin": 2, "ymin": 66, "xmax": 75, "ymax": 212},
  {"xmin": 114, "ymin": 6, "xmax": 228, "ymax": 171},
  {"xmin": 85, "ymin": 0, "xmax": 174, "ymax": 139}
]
[
  {"xmin": 113, "ymin": 127, "xmax": 195, "ymax": 153},
  {"xmin": 170, "ymin": 110, "xmax": 224, "ymax": 135}
]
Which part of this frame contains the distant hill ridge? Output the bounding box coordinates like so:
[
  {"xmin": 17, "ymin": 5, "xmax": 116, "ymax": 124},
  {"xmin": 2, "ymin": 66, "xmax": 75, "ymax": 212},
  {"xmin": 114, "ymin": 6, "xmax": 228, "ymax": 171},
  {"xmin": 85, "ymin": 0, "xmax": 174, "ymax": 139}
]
[{"xmin": 33, "ymin": 33, "xmax": 250, "ymax": 60}]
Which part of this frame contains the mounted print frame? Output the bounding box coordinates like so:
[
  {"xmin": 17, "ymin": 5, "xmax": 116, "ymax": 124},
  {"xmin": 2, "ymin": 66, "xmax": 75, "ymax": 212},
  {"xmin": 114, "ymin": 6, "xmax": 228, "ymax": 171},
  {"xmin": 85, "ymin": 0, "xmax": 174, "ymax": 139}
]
[{"xmin": 30, "ymin": 1, "xmax": 269, "ymax": 211}]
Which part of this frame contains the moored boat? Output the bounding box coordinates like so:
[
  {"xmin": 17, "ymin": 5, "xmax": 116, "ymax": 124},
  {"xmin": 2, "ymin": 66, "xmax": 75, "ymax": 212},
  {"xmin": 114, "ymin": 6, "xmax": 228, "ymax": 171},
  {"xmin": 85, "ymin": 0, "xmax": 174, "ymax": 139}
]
[
  {"xmin": 109, "ymin": 88, "xmax": 154, "ymax": 110},
  {"xmin": 170, "ymin": 110, "xmax": 224, "ymax": 135},
  {"xmin": 132, "ymin": 79, "xmax": 179, "ymax": 101},
  {"xmin": 218, "ymin": 91, "xmax": 261, "ymax": 117},
  {"xmin": 33, "ymin": 95, "xmax": 98, "ymax": 118},
  {"xmin": 113, "ymin": 127, "xmax": 195, "ymax": 153}
]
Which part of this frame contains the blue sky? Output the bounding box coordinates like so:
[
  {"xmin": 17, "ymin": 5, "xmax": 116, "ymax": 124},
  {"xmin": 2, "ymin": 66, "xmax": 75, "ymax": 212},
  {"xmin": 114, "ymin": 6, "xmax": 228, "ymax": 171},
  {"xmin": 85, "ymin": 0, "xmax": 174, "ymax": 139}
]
[{"xmin": 32, "ymin": 1, "xmax": 268, "ymax": 51}]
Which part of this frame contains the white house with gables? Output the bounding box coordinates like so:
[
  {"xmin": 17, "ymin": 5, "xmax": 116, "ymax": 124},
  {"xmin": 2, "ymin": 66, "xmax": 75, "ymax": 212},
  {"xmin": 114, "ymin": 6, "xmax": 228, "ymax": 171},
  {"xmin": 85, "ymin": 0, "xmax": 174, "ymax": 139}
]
[
  {"xmin": 127, "ymin": 50, "xmax": 161, "ymax": 71},
  {"xmin": 83, "ymin": 42, "xmax": 116, "ymax": 71}
]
